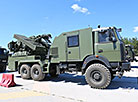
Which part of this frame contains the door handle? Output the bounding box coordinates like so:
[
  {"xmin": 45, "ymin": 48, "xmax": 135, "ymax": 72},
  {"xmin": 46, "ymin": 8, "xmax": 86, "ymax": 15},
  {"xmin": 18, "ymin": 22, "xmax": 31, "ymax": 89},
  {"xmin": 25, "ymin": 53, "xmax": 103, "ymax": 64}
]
[
  {"xmin": 68, "ymin": 51, "xmax": 71, "ymax": 54},
  {"xmin": 98, "ymin": 49, "xmax": 103, "ymax": 53}
]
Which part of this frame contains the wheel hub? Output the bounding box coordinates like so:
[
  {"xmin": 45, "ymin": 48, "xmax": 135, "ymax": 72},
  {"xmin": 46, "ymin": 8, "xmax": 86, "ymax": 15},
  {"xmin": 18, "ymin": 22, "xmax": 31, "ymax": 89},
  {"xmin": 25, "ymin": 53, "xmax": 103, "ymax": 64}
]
[
  {"xmin": 23, "ymin": 69, "xmax": 27, "ymax": 74},
  {"xmin": 94, "ymin": 73, "xmax": 100, "ymax": 80},
  {"xmin": 91, "ymin": 71, "xmax": 102, "ymax": 82},
  {"xmin": 34, "ymin": 70, "xmax": 39, "ymax": 75}
]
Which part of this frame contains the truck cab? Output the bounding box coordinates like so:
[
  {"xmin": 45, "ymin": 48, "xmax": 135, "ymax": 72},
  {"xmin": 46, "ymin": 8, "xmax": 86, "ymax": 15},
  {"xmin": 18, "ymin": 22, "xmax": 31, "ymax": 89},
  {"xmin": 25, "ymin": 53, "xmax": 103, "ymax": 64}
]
[
  {"xmin": 93, "ymin": 27, "xmax": 125, "ymax": 61},
  {"xmin": 51, "ymin": 27, "xmax": 130, "ymax": 72},
  {"xmin": 0, "ymin": 47, "xmax": 8, "ymax": 72}
]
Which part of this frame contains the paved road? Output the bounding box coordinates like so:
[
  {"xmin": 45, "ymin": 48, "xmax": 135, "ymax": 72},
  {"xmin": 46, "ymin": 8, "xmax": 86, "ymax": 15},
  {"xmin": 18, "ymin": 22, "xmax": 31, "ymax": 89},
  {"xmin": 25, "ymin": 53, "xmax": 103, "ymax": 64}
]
[{"xmin": 0, "ymin": 64, "xmax": 138, "ymax": 102}]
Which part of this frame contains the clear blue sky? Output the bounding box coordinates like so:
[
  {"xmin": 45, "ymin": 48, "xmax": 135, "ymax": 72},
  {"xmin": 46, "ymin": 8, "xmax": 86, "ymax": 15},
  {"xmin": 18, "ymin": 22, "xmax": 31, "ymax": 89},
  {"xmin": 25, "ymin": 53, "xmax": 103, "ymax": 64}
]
[{"xmin": 0, "ymin": 0, "xmax": 138, "ymax": 48}]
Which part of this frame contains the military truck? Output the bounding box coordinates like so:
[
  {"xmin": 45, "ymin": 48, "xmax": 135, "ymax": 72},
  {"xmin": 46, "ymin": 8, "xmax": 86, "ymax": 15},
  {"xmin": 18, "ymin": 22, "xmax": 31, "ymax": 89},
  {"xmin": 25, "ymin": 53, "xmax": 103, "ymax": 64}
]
[
  {"xmin": 8, "ymin": 26, "xmax": 131, "ymax": 89},
  {"xmin": 125, "ymin": 44, "xmax": 138, "ymax": 62},
  {"xmin": 0, "ymin": 47, "xmax": 8, "ymax": 72}
]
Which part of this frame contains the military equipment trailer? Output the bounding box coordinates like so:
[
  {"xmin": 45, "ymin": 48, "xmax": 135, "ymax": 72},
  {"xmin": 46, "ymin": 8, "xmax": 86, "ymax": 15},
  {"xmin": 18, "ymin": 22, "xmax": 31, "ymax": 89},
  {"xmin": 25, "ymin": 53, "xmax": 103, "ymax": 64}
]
[
  {"xmin": 8, "ymin": 26, "xmax": 131, "ymax": 89},
  {"xmin": 0, "ymin": 47, "xmax": 8, "ymax": 72}
]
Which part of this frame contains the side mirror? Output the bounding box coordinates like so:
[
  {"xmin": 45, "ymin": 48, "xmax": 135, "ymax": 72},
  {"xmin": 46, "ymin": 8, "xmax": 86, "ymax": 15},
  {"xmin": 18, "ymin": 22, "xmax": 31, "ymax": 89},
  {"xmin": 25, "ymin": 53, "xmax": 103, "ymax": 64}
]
[
  {"xmin": 109, "ymin": 37, "xmax": 117, "ymax": 42},
  {"xmin": 117, "ymin": 28, "xmax": 122, "ymax": 32}
]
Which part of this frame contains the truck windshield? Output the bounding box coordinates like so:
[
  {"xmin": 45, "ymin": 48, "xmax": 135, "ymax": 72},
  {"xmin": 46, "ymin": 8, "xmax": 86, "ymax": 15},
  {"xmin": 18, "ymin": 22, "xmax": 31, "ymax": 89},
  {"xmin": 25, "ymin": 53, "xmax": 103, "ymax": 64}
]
[
  {"xmin": 0, "ymin": 49, "xmax": 4, "ymax": 54},
  {"xmin": 115, "ymin": 30, "xmax": 122, "ymax": 40},
  {"xmin": 0, "ymin": 49, "xmax": 7, "ymax": 54}
]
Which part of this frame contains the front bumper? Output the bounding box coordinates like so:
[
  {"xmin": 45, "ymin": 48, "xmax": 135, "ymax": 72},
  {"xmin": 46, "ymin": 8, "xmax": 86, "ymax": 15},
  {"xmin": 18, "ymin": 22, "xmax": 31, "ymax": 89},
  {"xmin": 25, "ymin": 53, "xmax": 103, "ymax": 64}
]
[
  {"xmin": 121, "ymin": 62, "xmax": 131, "ymax": 71},
  {"xmin": 0, "ymin": 60, "xmax": 7, "ymax": 63}
]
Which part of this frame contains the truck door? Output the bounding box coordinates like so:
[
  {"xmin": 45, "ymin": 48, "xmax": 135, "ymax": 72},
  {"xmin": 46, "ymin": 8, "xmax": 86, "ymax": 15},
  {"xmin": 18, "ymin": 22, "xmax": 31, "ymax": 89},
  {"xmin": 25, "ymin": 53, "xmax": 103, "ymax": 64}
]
[
  {"xmin": 95, "ymin": 29, "xmax": 120, "ymax": 61},
  {"xmin": 66, "ymin": 32, "xmax": 80, "ymax": 61}
]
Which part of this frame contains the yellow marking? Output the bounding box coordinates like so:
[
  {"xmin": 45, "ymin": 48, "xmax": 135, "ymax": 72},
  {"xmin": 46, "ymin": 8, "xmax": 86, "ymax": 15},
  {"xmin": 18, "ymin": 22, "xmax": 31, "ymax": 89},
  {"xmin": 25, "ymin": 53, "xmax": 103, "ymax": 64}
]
[{"xmin": 0, "ymin": 91, "xmax": 45, "ymax": 100}]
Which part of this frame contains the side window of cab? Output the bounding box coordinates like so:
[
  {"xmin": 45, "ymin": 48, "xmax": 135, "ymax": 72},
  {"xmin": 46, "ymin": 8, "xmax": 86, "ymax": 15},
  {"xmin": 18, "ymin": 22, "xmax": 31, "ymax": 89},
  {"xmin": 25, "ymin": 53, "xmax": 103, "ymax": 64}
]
[
  {"xmin": 98, "ymin": 29, "xmax": 116, "ymax": 43},
  {"xmin": 67, "ymin": 35, "xmax": 79, "ymax": 47}
]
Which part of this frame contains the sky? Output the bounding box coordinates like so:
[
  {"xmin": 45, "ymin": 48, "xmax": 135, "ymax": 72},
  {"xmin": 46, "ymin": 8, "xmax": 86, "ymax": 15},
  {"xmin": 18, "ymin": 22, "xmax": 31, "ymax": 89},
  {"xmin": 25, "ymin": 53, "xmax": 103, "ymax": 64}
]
[{"xmin": 0, "ymin": 0, "xmax": 138, "ymax": 48}]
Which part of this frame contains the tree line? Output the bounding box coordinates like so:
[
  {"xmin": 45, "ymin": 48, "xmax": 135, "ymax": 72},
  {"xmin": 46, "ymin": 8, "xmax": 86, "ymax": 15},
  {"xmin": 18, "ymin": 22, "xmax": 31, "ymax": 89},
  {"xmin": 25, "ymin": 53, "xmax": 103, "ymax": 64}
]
[{"xmin": 123, "ymin": 37, "xmax": 138, "ymax": 56}]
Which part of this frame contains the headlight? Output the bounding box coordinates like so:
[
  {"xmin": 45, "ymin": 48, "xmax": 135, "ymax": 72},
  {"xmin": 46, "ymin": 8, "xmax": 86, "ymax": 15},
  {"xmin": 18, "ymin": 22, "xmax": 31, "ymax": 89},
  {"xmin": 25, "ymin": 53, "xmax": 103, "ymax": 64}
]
[{"xmin": 2, "ymin": 60, "xmax": 7, "ymax": 62}]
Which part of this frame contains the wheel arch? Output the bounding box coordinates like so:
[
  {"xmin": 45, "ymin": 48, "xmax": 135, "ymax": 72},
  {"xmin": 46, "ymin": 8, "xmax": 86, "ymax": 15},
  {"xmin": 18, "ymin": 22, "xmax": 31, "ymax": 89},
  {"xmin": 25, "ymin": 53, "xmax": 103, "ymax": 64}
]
[{"xmin": 82, "ymin": 55, "xmax": 111, "ymax": 74}]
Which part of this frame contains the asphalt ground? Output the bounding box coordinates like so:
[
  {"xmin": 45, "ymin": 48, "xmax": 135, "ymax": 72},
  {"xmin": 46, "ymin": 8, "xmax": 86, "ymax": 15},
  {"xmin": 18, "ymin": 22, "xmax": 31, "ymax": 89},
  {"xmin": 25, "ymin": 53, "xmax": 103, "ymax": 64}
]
[{"xmin": 0, "ymin": 62, "xmax": 138, "ymax": 102}]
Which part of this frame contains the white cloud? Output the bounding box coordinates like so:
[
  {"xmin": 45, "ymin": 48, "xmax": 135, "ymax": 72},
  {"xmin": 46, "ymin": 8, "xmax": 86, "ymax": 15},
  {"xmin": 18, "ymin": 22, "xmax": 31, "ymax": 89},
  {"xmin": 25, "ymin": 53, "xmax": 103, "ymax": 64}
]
[
  {"xmin": 133, "ymin": 26, "xmax": 138, "ymax": 32},
  {"xmin": 81, "ymin": 8, "xmax": 88, "ymax": 13},
  {"xmin": 71, "ymin": 4, "xmax": 90, "ymax": 14}
]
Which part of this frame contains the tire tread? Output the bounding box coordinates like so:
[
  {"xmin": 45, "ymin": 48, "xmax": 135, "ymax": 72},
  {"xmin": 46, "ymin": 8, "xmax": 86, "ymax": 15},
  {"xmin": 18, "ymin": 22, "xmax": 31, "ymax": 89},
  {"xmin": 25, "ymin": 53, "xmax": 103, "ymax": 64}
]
[{"xmin": 85, "ymin": 63, "xmax": 111, "ymax": 89}]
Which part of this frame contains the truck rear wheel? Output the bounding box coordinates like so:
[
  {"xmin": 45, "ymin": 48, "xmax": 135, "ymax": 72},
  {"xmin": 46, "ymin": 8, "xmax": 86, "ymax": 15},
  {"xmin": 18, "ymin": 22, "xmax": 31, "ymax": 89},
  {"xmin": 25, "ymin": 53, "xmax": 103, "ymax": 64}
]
[
  {"xmin": 31, "ymin": 64, "xmax": 45, "ymax": 81},
  {"xmin": 85, "ymin": 64, "xmax": 111, "ymax": 89},
  {"xmin": 20, "ymin": 64, "xmax": 31, "ymax": 79},
  {"xmin": 0, "ymin": 64, "xmax": 6, "ymax": 72}
]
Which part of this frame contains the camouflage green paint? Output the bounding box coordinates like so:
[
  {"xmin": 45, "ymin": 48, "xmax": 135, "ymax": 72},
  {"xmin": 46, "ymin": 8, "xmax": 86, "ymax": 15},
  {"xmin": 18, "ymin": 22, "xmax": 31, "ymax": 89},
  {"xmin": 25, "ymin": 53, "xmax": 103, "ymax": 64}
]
[
  {"xmin": 95, "ymin": 30, "xmax": 122, "ymax": 62},
  {"xmin": 51, "ymin": 27, "xmax": 123, "ymax": 63},
  {"xmin": 8, "ymin": 54, "xmax": 49, "ymax": 73},
  {"xmin": 50, "ymin": 28, "xmax": 93, "ymax": 63}
]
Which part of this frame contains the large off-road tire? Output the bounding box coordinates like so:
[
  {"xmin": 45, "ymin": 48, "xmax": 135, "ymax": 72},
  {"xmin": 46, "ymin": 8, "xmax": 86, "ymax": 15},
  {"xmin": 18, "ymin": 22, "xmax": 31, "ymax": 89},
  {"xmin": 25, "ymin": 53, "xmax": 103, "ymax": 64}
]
[
  {"xmin": 20, "ymin": 64, "xmax": 31, "ymax": 79},
  {"xmin": 31, "ymin": 64, "xmax": 45, "ymax": 81},
  {"xmin": 0, "ymin": 64, "xmax": 6, "ymax": 72},
  {"xmin": 85, "ymin": 64, "xmax": 111, "ymax": 89}
]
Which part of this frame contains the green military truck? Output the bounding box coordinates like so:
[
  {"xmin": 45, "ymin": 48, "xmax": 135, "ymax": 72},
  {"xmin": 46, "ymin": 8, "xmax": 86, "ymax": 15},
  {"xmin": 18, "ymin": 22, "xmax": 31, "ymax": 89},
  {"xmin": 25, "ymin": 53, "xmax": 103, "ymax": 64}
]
[
  {"xmin": 0, "ymin": 47, "xmax": 8, "ymax": 72},
  {"xmin": 125, "ymin": 44, "xmax": 138, "ymax": 62},
  {"xmin": 8, "ymin": 26, "xmax": 131, "ymax": 89}
]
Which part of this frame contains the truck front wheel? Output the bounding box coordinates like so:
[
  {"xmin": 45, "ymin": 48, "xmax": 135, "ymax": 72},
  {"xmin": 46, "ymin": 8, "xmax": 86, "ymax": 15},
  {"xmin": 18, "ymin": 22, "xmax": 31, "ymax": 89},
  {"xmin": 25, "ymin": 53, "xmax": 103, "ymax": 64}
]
[
  {"xmin": 20, "ymin": 64, "xmax": 31, "ymax": 79},
  {"xmin": 31, "ymin": 64, "xmax": 45, "ymax": 81},
  {"xmin": 85, "ymin": 64, "xmax": 111, "ymax": 89}
]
